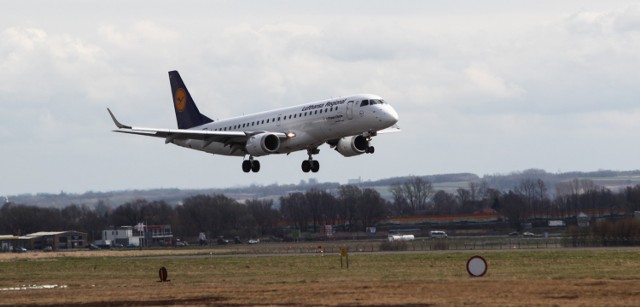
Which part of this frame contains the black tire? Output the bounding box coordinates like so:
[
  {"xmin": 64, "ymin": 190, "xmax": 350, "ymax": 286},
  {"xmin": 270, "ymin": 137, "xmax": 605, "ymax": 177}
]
[
  {"xmin": 301, "ymin": 160, "xmax": 311, "ymax": 173},
  {"xmin": 251, "ymin": 160, "xmax": 261, "ymax": 172},
  {"xmin": 242, "ymin": 160, "xmax": 251, "ymax": 173},
  {"xmin": 311, "ymin": 160, "xmax": 320, "ymax": 172}
]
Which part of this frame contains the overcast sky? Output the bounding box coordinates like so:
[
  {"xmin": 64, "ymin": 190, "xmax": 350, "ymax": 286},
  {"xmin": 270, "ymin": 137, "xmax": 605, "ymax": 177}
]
[{"xmin": 1, "ymin": 1, "xmax": 640, "ymax": 195}]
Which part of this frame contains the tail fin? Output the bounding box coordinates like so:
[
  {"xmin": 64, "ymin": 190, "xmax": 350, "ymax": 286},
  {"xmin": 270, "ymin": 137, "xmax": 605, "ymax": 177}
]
[{"xmin": 169, "ymin": 70, "xmax": 213, "ymax": 129}]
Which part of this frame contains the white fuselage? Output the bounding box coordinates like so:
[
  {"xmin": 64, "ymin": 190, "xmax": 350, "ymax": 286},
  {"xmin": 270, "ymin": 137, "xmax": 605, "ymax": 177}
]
[{"xmin": 173, "ymin": 94, "xmax": 399, "ymax": 156}]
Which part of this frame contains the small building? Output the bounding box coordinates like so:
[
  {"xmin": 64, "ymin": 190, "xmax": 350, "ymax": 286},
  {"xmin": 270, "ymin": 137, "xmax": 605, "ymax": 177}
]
[
  {"xmin": 548, "ymin": 220, "xmax": 566, "ymax": 227},
  {"xmin": 145, "ymin": 225, "xmax": 173, "ymax": 246},
  {"xmin": 577, "ymin": 212, "xmax": 590, "ymax": 227},
  {"xmin": 103, "ymin": 226, "xmax": 139, "ymax": 247},
  {"xmin": 0, "ymin": 235, "xmax": 17, "ymax": 251},
  {"xmin": 102, "ymin": 225, "xmax": 173, "ymax": 247}
]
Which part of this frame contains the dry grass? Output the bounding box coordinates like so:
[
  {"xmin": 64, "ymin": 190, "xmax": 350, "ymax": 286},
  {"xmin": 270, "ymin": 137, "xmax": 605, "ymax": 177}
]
[{"xmin": 1, "ymin": 247, "xmax": 640, "ymax": 306}]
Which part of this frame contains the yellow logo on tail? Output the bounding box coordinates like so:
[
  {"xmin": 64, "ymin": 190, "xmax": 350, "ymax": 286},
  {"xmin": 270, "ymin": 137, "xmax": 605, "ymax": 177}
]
[{"xmin": 174, "ymin": 88, "xmax": 187, "ymax": 112}]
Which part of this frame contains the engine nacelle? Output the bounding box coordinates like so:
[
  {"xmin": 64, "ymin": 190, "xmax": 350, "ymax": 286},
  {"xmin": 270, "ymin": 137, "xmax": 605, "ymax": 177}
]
[
  {"xmin": 246, "ymin": 133, "xmax": 280, "ymax": 156},
  {"xmin": 335, "ymin": 135, "xmax": 369, "ymax": 157}
]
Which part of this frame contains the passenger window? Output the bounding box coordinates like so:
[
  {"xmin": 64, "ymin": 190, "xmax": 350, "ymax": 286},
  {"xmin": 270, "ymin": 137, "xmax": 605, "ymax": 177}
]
[
  {"xmin": 360, "ymin": 100, "xmax": 369, "ymax": 107},
  {"xmin": 314, "ymin": 110, "xmax": 318, "ymax": 114},
  {"xmin": 294, "ymin": 114, "xmax": 297, "ymax": 118},
  {"xmin": 319, "ymin": 109, "xmax": 322, "ymax": 113},
  {"xmin": 304, "ymin": 112, "xmax": 307, "ymax": 116},
  {"xmin": 289, "ymin": 115, "xmax": 292, "ymax": 119}
]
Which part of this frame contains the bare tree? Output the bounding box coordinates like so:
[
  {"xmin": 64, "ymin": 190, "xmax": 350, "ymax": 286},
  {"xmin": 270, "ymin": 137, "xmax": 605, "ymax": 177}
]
[
  {"xmin": 432, "ymin": 191, "xmax": 458, "ymax": 215},
  {"xmin": 391, "ymin": 177, "xmax": 433, "ymax": 214}
]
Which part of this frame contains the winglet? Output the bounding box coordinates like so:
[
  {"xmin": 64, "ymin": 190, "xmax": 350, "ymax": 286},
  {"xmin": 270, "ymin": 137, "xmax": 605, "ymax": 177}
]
[{"xmin": 107, "ymin": 108, "xmax": 132, "ymax": 129}]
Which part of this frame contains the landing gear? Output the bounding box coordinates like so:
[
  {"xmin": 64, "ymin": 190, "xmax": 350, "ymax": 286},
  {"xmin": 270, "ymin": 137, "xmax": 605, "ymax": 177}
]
[
  {"xmin": 301, "ymin": 148, "xmax": 320, "ymax": 173},
  {"xmin": 366, "ymin": 146, "xmax": 375, "ymax": 154},
  {"xmin": 242, "ymin": 157, "xmax": 260, "ymax": 173},
  {"xmin": 301, "ymin": 160, "xmax": 319, "ymax": 173}
]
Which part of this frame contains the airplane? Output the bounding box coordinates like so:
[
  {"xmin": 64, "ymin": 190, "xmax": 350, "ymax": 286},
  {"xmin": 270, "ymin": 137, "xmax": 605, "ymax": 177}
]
[{"xmin": 107, "ymin": 70, "xmax": 400, "ymax": 173}]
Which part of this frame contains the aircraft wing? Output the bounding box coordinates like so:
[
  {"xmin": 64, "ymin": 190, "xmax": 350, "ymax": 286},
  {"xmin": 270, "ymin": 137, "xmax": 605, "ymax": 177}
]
[{"xmin": 107, "ymin": 108, "xmax": 286, "ymax": 145}]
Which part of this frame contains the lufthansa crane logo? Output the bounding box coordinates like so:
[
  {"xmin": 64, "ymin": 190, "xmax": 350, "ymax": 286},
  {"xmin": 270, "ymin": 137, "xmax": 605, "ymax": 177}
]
[{"xmin": 174, "ymin": 88, "xmax": 187, "ymax": 112}]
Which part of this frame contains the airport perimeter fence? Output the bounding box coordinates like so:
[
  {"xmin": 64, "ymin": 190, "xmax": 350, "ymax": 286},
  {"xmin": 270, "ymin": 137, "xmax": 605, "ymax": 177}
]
[{"xmin": 225, "ymin": 237, "xmax": 573, "ymax": 255}]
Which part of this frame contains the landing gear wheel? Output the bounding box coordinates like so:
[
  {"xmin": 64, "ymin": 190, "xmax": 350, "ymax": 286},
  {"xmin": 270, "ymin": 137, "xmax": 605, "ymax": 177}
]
[
  {"xmin": 366, "ymin": 146, "xmax": 375, "ymax": 154},
  {"xmin": 242, "ymin": 160, "xmax": 251, "ymax": 173},
  {"xmin": 301, "ymin": 160, "xmax": 311, "ymax": 173},
  {"xmin": 251, "ymin": 160, "xmax": 260, "ymax": 172},
  {"xmin": 311, "ymin": 160, "xmax": 320, "ymax": 172}
]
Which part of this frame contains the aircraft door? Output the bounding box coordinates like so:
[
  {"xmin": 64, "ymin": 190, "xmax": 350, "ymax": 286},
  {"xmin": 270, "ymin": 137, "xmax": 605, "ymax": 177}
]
[
  {"xmin": 277, "ymin": 114, "xmax": 282, "ymax": 127},
  {"xmin": 346, "ymin": 101, "xmax": 354, "ymax": 120}
]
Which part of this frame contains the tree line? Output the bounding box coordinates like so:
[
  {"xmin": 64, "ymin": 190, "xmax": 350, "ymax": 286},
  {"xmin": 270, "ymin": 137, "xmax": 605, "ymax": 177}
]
[
  {"xmin": 0, "ymin": 186, "xmax": 388, "ymax": 241},
  {"xmin": 3, "ymin": 178, "xmax": 640, "ymax": 242},
  {"xmin": 390, "ymin": 177, "xmax": 640, "ymax": 231}
]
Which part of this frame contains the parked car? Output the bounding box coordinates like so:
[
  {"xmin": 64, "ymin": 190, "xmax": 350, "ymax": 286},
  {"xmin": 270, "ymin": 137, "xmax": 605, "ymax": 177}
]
[
  {"xmin": 43, "ymin": 246, "xmax": 53, "ymax": 252},
  {"xmin": 523, "ymin": 232, "xmax": 535, "ymax": 237},
  {"xmin": 248, "ymin": 239, "xmax": 260, "ymax": 244},
  {"xmin": 429, "ymin": 230, "xmax": 448, "ymax": 238},
  {"xmin": 14, "ymin": 247, "xmax": 28, "ymax": 253},
  {"xmin": 508, "ymin": 231, "xmax": 519, "ymax": 236}
]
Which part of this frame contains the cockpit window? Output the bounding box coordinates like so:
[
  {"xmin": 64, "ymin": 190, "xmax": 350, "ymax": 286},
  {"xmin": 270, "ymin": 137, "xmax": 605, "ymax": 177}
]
[{"xmin": 360, "ymin": 100, "xmax": 369, "ymax": 107}]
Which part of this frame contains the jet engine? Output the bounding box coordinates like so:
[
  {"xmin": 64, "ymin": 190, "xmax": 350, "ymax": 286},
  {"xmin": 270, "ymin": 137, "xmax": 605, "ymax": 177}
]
[
  {"xmin": 246, "ymin": 133, "xmax": 280, "ymax": 156},
  {"xmin": 335, "ymin": 135, "xmax": 369, "ymax": 157}
]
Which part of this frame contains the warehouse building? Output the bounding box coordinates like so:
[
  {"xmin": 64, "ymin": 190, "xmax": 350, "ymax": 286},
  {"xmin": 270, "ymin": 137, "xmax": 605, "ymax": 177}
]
[{"xmin": 0, "ymin": 231, "xmax": 88, "ymax": 251}]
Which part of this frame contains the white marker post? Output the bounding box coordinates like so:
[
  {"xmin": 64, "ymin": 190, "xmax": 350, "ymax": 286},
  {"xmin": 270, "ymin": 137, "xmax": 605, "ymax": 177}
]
[{"xmin": 466, "ymin": 255, "xmax": 487, "ymax": 277}]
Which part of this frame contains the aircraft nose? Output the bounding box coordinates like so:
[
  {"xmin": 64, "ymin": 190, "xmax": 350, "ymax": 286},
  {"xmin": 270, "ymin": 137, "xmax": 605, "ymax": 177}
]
[{"xmin": 385, "ymin": 106, "xmax": 399, "ymax": 125}]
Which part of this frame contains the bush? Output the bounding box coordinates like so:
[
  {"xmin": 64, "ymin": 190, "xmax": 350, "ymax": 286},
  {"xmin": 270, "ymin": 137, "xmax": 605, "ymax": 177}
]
[
  {"xmin": 564, "ymin": 218, "xmax": 640, "ymax": 247},
  {"xmin": 431, "ymin": 240, "xmax": 450, "ymax": 250},
  {"xmin": 380, "ymin": 241, "xmax": 408, "ymax": 251}
]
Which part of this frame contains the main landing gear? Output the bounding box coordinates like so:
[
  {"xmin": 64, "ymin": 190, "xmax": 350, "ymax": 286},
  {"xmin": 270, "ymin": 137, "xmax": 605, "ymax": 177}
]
[
  {"xmin": 301, "ymin": 148, "xmax": 320, "ymax": 173},
  {"xmin": 242, "ymin": 156, "xmax": 260, "ymax": 173}
]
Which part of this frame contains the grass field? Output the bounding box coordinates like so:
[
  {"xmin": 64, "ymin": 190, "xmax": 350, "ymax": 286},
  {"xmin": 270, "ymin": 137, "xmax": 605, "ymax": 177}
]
[{"xmin": 1, "ymin": 247, "xmax": 640, "ymax": 306}]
